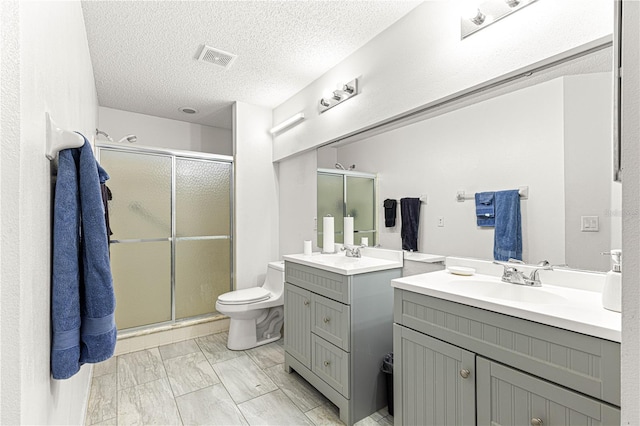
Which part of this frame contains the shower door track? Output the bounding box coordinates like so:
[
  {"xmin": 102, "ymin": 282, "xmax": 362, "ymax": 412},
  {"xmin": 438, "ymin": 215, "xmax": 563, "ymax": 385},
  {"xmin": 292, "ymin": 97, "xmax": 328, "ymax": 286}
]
[{"xmin": 97, "ymin": 143, "xmax": 234, "ymax": 334}]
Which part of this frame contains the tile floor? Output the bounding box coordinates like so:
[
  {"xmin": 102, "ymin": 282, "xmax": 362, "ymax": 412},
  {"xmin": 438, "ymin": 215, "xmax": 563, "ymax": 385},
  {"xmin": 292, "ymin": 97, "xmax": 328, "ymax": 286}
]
[{"xmin": 85, "ymin": 331, "xmax": 394, "ymax": 426}]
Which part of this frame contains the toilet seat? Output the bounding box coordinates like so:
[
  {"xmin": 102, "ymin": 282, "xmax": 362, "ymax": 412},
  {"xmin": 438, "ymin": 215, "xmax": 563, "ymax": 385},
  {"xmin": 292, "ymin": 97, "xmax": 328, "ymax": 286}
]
[{"xmin": 217, "ymin": 287, "xmax": 270, "ymax": 305}]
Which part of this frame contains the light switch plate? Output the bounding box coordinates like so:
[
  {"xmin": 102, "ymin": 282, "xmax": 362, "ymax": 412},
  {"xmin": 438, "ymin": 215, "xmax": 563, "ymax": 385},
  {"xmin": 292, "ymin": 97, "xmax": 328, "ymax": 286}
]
[{"xmin": 581, "ymin": 216, "xmax": 599, "ymax": 232}]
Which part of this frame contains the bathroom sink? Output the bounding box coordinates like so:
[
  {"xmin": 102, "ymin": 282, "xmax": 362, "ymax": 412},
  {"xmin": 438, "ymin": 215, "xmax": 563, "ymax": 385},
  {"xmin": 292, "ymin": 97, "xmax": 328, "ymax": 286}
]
[
  {"xmin": 312, "ymin": 255, "xmax": 360, "ymax": 265},
  {"xmin": 447, "ymin": 280, "xmax": 568, "ymax": 305},
  {"xmin": 391, "ymin": 267, "xmax": 622, "ymax": 342},
  {"xmin": 283, "ymin": 249, "xmax": 403, "ymax": 275}
]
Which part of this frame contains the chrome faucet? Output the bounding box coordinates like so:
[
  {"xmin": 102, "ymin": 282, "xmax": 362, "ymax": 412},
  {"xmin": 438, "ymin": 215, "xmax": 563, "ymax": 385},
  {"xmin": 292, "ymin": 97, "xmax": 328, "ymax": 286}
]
[
  {"xmin": 493, "ymin": 259, "xmax": 552, "ymax": 287},
  {"xmin": 341, "ymin": 245, "xmax": 363, "ymax": 258}
]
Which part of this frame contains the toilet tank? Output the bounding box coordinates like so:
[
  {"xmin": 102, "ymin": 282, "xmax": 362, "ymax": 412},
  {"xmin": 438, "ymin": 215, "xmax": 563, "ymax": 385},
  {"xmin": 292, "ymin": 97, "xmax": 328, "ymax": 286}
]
[{"xmin": 262, "ymin": 261, "xmax": 285, "ymax": 295}]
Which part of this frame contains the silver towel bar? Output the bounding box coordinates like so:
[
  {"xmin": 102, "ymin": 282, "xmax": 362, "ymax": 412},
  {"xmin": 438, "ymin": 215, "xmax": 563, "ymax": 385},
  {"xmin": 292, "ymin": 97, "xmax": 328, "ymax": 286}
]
[
  {"xmin": 383, "ymin": 195, "xmax": 428, "ymax": 206},
  {"xmin": 456, "ymin": 186, "xmax": 529, "ymax": 202}
]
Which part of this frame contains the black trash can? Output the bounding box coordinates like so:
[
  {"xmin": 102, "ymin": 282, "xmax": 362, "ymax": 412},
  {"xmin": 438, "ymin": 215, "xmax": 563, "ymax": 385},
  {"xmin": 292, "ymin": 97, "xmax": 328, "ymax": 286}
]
[{"xmin": 381, "ymin": 352, "xmax": 394, "ymax": 416}]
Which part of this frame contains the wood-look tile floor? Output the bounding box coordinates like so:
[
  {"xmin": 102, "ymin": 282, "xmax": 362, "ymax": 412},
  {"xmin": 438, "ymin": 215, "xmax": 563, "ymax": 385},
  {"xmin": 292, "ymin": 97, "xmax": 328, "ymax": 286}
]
[{"xmin": 85, "ymin": 331, "xmax": 394, "ymax": 426}]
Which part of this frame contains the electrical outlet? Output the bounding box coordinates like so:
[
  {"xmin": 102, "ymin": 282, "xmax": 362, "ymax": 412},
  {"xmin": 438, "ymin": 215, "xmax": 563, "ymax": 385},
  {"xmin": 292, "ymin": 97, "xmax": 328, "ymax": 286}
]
[
  {"xmin": 313, "ymin": 217, "xmax": 317, "ymax": 231},
  {"xmin": 437, "ymin": 216, "xmax": 445, "ymax": 227},
  {"xmin": 581, "ymin": 216, "xmax": 599, "ymax": 232}
]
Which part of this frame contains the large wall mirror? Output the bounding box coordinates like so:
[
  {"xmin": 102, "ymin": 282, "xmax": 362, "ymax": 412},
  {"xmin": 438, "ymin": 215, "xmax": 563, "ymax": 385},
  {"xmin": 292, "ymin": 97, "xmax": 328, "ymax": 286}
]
[{"xmin": 318, "ymin": 43, "xmax": 619, "ymax": 272}]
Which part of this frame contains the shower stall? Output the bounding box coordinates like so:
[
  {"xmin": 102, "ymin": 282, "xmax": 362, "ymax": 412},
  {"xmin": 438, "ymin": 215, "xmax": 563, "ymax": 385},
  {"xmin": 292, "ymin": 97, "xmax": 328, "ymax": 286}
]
[{"xmin": 97, "ymin": 144, "xmax": 233, "ymax": 332}]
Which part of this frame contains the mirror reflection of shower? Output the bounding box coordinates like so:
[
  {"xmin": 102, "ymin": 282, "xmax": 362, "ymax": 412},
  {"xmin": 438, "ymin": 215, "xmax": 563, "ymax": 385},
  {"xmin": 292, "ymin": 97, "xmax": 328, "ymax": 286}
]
[
  {"xmin": 96, "ymin": 128, "xmax": 113, "ymax": 141},
  {"xmin": 335, "ymin": 162, "xmax": 355, "ymax": 171},
  {"xmin": 117, "ymin": 134, "xmax": 137, "ymax": 144},
  {"xmin": 95, "ymin": 128, "xmax": 137, "ymax": 143}
]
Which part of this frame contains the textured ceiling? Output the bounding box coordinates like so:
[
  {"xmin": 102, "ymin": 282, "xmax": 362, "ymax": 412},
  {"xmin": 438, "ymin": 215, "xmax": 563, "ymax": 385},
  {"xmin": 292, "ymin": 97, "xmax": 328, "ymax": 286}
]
[{"xmin": 81, "ymin": 1, "xmax": 422, "ymax": 129}]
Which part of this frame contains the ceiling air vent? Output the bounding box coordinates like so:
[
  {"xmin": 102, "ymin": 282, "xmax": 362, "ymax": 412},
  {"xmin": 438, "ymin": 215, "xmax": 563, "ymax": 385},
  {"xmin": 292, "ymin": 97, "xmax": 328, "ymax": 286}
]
[{"xmin": 197, "ymin": 45, "xmax": 237, "ymax": 70}]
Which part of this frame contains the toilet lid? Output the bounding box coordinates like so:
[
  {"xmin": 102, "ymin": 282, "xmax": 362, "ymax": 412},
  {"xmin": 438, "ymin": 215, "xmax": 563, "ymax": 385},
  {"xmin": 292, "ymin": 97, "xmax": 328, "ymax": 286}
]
[{"xmin": 218, "ymin": 287, "xmax": 271, "ymax": 305}]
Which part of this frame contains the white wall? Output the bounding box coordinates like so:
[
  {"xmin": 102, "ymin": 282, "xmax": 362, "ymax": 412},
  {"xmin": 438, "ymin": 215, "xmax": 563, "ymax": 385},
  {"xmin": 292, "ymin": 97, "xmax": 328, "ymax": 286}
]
[
  {"xmin": 99, "ymin": 106, "xmax": 232, "ymax": 155},
  {"xmin": 621, "ymin": 1, "xmax": 640, "ymax": 424},
  {"xmin": 563, "ymin": 72, "xmax": 614, "ymax": 271},
  {"xmin": 337, "ymin": 77, "xmax": 566, "ymax": 264},
  {"xmin": 278, "ymin": 150, "xmax": 318, "ymax": 256},
  {"xmin": 272, "ymin": 0, "xmax": 612, "ymax": 161},
  {"xmin": 1, "ymin": 1, "xmax": 97, "ymax": 424},
  {"xmin": 233, "ymin": 102, "xmax": 279, "ymax": 289}
]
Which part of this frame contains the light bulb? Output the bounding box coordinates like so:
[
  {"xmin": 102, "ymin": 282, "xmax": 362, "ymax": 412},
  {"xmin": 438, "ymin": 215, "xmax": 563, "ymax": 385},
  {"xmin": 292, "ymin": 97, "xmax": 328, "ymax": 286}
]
[
  {"xmin": 322, "ymin": 90, "xmax": 334, "ymax": 100},
  {"xmin": 460, "ymin": 0, "xmax": 482, "ymax": 20}
]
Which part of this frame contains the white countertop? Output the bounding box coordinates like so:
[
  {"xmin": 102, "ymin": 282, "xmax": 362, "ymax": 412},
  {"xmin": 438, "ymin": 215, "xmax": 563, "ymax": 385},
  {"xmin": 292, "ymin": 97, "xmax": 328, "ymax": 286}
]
[
  {"xmin": 392, "ymin": 269, "xmax": 621, "ymax": 342},
  {"xmin": 283, "ymin": 248, "xmax": 403, "ymax": 276},
  {"xmin": 403, "ymin": 252, "xmax": 446, "ymax": 263}
]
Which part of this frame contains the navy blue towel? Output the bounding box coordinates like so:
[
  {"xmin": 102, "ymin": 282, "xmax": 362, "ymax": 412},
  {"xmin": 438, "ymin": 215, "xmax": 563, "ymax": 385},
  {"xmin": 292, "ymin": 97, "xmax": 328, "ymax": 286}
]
[
  {"xmin": 400, "ymin": 198, "xmax": 421, "ymax": 251},
  {"xmin": 52, "ymin": 138, "xmax": 116, "ymax": 379},
  {"xmin": 475, "ymin": 192, "xmax": 495, "ymax": 227},
  {"xmin": 493, "ymin": 190, "xmax": 522, "ymax": 261},
  {"xmin": 384, "ymin": 199, "xmax": 397, "ymax": 227}
]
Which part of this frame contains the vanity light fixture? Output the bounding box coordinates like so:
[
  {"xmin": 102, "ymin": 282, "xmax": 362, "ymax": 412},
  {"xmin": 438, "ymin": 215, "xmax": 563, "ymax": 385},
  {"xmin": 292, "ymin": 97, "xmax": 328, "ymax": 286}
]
[
  {"xmin": 319, "ymin": 78, "xmax": 359, "ymax": 113},
  {"xmin": 269, "ymin": 112, "xmax": 305, "ymax": 135},
  {"xmin": 461, "ymin": 0, "xmax": 537, "ymax": 39}
]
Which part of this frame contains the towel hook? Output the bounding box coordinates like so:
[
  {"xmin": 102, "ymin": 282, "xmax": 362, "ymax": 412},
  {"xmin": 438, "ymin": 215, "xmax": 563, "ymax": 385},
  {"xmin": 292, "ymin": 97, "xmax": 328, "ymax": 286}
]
[{"xmin": 45, "ymin": 113, "xmax": 85, "ymax": 160}]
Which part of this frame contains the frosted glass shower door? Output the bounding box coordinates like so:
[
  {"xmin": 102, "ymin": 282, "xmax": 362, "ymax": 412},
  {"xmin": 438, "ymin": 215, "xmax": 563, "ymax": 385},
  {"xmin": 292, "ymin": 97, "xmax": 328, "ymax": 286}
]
[
  {"xmin": 317, "ymin": 173, "xmax": 344, "ymax": 247},
  {"xmin": 99, "ymin": 150, "xmax": 173, "ymax": 330},
  {"xmin": 175, "ymin": 158, "xmax": 232, "ymax": 319},
  {"xmin": 99, "ymin": 147, "xmax": 233, "ymax": 331},
  {"xmin": 317, "ymin": 171, "xmax": 377, "ymax": 248},
  {"xmin": 346, "ymin": 176, "xmax": 376, "ymax": 246}
]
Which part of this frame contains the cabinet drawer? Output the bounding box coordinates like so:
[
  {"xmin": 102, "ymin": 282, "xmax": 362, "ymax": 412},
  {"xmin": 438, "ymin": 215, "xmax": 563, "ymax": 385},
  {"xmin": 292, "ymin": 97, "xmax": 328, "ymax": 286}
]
[
  {"xmin": 312, "ymin": 334, "xmax": 350, "ymax": 398},
  {"xmin": 312, "ymin": 294, "xmax": 350, "ymax": 351},
  {"xmin": 477, "ymin": 357, "xmax": 620, "ymax": 426},
  {"xmin": 286, "ymin": 262, "xmax": 349, "ymax": 303},
  {"xmin": 394, "ymin": 289, "xmax": 621, "ymax": 406}
]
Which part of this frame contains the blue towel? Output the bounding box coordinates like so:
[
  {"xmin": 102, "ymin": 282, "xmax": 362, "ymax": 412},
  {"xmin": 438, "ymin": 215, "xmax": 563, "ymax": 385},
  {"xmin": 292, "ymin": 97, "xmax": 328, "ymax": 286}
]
[
  {"xmin": 493, "ymin": 190, "xmax": 522, "ymax": 261},
  {"xmin": 400, "ymin": 198, "xmax": 421, "ymax": 251},
  {"xmin": 475, "ymin": 192, "xmax": 495, "ymax": 227},
  {"xmin": 52, "ymin": 138, "xmax": 116, "ymax": 379}
]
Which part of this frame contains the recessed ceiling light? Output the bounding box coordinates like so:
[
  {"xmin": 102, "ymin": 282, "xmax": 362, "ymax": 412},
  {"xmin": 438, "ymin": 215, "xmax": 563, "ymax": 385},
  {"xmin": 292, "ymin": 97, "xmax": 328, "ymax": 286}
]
[{"xmin": 179, "ymin": 107, "xmax": 198, "ymax": 114}]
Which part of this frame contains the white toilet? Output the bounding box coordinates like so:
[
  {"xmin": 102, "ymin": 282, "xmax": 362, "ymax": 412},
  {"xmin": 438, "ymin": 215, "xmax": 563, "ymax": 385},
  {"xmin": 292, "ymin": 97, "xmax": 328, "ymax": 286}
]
[{"xmin": 215, "ymin": 261, "xmax": 285, "ymax": 350}]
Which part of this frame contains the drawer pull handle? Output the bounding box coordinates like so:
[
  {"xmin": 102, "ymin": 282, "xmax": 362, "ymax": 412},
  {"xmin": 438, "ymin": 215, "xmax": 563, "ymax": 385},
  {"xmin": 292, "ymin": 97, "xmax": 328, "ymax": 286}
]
[
  {"xmin": 324, "ymin": 360, "xmax": 331, "ymax": 367},
  {"xmin": 531, "ymin": 418, "xmax": 543, "ymax": 426},
  {"xmin": 303, "ymin": 299, "xmax": 309, "ymax": 306},
  {"xmin": 323, "ymin": 316, "xmax": 331, "ymax": 323},
  {"xmin": 459, "ymin": 369, "xmax": 470, "ymax": 379}
]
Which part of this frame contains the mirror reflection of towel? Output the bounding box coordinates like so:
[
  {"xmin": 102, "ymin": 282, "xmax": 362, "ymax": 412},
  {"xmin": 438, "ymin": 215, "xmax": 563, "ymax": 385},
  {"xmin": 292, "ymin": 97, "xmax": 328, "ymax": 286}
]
[
  {"xmin": 475, "ymin": 192, "xmax": 495, "ymax": 227},
  {"xmin": 493, "ymin": 190, "xmax": 522, "ymax": 261},
  {"xmin": 400, "ymin": 198, "xmax": 421, "ymax": 251},
  {"xmin": 384, "ymin": 199, "xmax": 397, "ymax": 227}
]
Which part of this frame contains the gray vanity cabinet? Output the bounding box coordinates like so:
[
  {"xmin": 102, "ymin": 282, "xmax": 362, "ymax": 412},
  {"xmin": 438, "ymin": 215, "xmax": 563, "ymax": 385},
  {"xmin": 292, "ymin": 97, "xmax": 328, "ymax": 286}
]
[
  {"xmin": 284, "ymin": 261, "xmax": 402, "ymax": 425},
  {"xmin": 393, "ymin": 289, "xmax": 621, "ymax": 426}
]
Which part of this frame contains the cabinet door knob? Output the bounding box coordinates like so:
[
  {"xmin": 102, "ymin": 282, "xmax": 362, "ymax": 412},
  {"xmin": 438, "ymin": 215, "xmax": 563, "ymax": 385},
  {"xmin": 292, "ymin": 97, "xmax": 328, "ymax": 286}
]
[
  {"xmin": 459, "ymin": 369, "xmax": 471, "ymax": 379},
  {"xmin": 303, "ymin": 299, "xmax": 309, "ymax": 306},
  {"xmin": 324, "ymin": 360, "xmax": 330, "ymax": 367},
  {"xmin": 323, "ymin": 316, "xmax": 331, "ymax": 323},
  {"xmin": 530, "ymin": 418, "xmax": 543, "ymax": 426}
]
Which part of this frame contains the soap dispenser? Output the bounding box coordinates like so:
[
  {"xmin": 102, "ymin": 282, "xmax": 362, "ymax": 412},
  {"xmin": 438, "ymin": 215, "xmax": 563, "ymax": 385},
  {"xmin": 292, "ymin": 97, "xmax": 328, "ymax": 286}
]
[{"xmin": 602, "ymin": 250, "xmax": 622, "ymax": 313}]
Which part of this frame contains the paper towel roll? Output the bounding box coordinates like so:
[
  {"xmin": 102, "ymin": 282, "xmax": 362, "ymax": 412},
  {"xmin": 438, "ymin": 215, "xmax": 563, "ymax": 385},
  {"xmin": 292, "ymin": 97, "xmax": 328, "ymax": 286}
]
[
  {"xmin": 303, "ymin": 240, "xmax": 312, "ymax": 256},
  {"xmin": 361, "ymin": 237, "xmax": 369, "ymax": 247},
  {"xmin": 323, "ymin": 216, "xmax": 335, "ymax": 253},
  {"xmin": 344, "ymin": 216, "xmax": 354, "ymax": 245}
]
